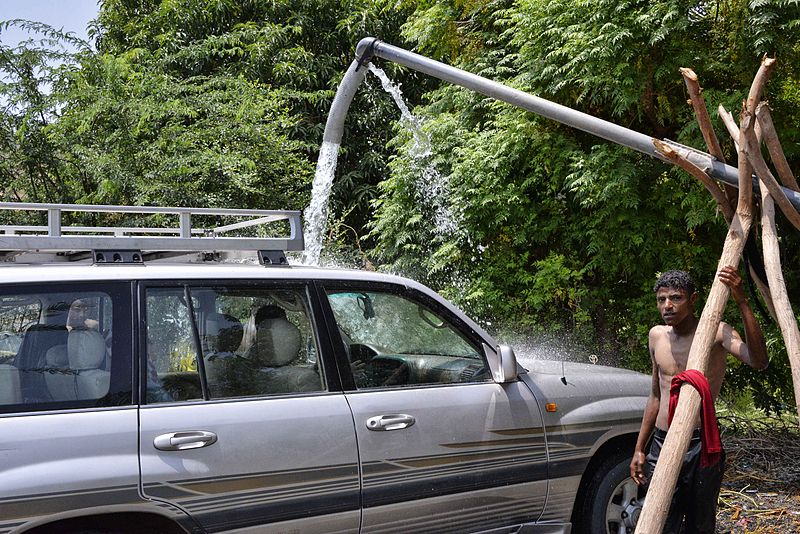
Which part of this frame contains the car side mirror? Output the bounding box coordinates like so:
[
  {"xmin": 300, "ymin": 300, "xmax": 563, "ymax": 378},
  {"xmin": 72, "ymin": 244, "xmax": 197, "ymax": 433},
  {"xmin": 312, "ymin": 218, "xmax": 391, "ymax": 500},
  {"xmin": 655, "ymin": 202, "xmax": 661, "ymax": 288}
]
[{"xmin": 484, "ymin": 343, "xmax": 518, "ymax": 383}]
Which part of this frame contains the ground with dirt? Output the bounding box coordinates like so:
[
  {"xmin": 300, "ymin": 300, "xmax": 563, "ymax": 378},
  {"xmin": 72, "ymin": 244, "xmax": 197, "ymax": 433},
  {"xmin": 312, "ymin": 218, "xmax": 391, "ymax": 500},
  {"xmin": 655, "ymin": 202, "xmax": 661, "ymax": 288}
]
[{"xmin": 716, "ymin": 418, "xmax": 800, "ymax": 533}]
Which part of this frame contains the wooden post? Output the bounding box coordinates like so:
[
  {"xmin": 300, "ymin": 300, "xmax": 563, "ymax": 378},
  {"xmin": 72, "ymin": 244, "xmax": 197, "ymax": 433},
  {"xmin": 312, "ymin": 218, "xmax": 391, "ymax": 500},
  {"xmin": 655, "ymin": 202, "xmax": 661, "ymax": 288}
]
[
  {"xmin": 753, "ymin": 104, "xmax": 800, "ymax": 423},
  {"xmin": 680, "ymin": 67, "xmax": 737, "ymax": 215},
  {"xmin": 635, "ymin": 114, "xmax": 755, "ymax": 533},
  {"xmin": 758, "ymin": 178, "xmax": 800, "ymax": 421},
  {"xmin": 636, "ymin": 56, "xmax": 775, "ymax": 533}
]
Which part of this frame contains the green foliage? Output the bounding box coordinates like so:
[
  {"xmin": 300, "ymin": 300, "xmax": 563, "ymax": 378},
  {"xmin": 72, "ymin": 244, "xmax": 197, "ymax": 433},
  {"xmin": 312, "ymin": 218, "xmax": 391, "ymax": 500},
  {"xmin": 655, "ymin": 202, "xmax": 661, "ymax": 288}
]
[
  {"xmin": 93, "ymin": 0, "xmax": 424, "ymax": 233},
  {"xmin": 371, "ymin": 0, "xmax": 800, "ymax": 411},
  {"xmin": 0, "ymin": 21, "xmax": 91, "ymax": 212},
  {"xmin": 57, "ymin": 51, "xmax": 312, "ymax": 209},
  {"xmin": 2, "ymin": 1, "xmax": 799, "ymax": 413}
]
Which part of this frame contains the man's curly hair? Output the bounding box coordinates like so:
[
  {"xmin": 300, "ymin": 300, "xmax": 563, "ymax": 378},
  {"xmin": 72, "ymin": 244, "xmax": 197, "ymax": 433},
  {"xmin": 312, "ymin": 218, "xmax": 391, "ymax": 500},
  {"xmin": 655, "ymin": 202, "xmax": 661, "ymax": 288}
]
[{"xmin": 653, "ymin": 270, "xmax": 695, "ymax": 295}]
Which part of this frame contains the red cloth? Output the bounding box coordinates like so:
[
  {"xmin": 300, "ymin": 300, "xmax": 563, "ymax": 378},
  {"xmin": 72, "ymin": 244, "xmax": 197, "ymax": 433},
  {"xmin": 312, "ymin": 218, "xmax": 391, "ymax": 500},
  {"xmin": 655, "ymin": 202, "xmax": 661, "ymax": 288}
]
[{"xmin": 668, "ymin": 369, "xmax": 723, "ymax": 468}]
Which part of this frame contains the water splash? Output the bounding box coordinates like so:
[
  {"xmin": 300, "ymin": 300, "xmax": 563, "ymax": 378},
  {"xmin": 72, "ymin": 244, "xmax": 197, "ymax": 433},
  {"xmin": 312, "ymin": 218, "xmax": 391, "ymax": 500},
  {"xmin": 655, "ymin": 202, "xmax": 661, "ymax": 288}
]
[
  {"xmin": 368, "ymin": 64, "xmax": 430, "ymax": 157},
  {"xmin": 493, "ymin": 329, "xmax": 613, "ymax": 368},
  {"xmin": 302, "ymin": 140, "xmax": 339, "ymax": 266},
  {"xmin": 303, "ymin": 65, "xmax": 461, "ymax": 266},
  {"xmin": 367, "ymin": 64, "xmax": 460, "ymax": 235}
]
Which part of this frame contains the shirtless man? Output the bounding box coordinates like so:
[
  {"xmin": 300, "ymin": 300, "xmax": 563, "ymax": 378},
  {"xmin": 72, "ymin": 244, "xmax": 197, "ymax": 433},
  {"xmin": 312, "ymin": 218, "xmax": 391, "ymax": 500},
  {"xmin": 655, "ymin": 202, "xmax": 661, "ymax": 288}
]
[{"xmin": 630, "ymin": 267, "xmax": 768, "ymax": 533}]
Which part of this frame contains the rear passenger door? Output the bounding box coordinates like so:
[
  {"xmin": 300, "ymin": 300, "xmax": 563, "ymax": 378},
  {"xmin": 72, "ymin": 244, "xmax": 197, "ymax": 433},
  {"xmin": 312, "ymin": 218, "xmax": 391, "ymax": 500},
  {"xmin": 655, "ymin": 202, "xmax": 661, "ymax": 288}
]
[
  {"xmin": 0, "ymin": 283, "xmax": 142, "ymax": 530},
  {"xmin": 319, "ymin": 283, "xmax": 547, "ymax": 533},
  {"xmin": 138, "ymin": 281, "xmax": 360, "ymax": 533}
]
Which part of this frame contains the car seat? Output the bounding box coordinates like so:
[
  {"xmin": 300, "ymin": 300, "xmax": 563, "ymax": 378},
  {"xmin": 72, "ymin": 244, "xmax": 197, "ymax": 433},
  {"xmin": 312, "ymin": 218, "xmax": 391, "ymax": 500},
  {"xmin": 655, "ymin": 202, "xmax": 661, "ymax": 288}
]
[
  {"xmin": 203, "ymin": 312, "xmax": 244, "ymax": 397},
  {"xmin": 68, "ymin": 328, "xmax": 110, "ymax": 400},
  {"xmin": 16, "ymin": 322, "xmax": 69, "ymax": 403},
  {"xmin": 42, "ymin": 328, "xmax": 109, "ymax": 401},
  {"xmin": 250, "ymin": 306, "xmax": 321, "ymax": 394},
  {"xmin": 0, "ymin": 364, "xmax": 21, "ymax": 405}
]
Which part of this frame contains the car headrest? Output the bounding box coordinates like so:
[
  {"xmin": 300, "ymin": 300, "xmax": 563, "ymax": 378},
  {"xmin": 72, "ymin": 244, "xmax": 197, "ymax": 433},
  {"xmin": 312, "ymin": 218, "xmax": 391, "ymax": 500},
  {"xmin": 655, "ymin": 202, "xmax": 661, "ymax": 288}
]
[
  {"xmin": 253, "ymin": 317, "xmax": 301, "ymax": 367},
  {"xmin": 254, "ymin": 305, "xmax": 287, "ymax": 323}
]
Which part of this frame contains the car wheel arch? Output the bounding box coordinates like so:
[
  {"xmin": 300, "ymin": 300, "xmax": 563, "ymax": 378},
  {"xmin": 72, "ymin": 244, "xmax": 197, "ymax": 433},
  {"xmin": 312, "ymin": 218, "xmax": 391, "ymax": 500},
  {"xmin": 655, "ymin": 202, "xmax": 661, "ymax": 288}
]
[
  {"xmin": 570, "ymin": 433, "xmax": 638, "ymax": 526},
  {"xmin": 19, "ymin": 511, "xmax": 190, "ymax": 534}
]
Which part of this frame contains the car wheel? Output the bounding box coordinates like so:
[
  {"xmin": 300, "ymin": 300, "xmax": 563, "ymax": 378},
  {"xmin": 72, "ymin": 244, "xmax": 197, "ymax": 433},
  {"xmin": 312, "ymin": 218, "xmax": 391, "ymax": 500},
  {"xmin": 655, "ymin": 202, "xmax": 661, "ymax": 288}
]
[{"xmin": 573, "ymin": 449, "xmax": 644, "ymax": 534}]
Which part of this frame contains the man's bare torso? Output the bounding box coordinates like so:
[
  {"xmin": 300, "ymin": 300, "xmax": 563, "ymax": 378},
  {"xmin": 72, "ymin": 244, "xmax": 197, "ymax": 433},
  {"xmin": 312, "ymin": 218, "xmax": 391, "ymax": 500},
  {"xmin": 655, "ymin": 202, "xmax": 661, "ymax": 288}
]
[{"xmin": 650, "ymin": 323, "xmax": 728, "ymax": 430}]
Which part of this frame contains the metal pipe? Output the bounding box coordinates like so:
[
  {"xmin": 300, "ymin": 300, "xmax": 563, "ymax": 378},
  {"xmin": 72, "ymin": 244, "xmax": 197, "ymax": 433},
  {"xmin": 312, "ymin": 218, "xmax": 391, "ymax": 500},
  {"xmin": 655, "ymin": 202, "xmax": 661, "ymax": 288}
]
[
  {"xmin": 322, "ymin": 56, "xmax": 370, "ymax": 145},
  {"xmin": 326, "ymin": 37, "xmax": 800, "ymax": 213}
]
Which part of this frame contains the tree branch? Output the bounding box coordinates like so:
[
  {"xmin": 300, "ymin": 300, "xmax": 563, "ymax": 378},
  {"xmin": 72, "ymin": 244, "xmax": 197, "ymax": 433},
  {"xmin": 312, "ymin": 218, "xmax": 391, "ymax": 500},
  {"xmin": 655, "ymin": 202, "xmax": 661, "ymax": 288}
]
[
  {"xmin": 680, "ymin": 67, "xmax": 737, "ymax": 212},
  {"xmin": 741, "ymin": 113, "xmax": 800, "ymax": 231},
  {"xmin": 718, "ymin": 105, "xmax": 740, "ymax": 151},
  {"xmin": 759, "ymin": 180, "xmax": 800, "ymax": 423},
  {"xmin": 680, "ymin": 68, "xmax": 726, "ymax": 162},
  {"xmin": 755, "ymin": 103, "xmax": 800, "ymax": 192},
  {"xmin": 654, "ymin": 139, "xmax": 733, "ymax": 223},
  {"xmin": 746, "ymin": 56, "xmax": 777, "ymax": 115}
]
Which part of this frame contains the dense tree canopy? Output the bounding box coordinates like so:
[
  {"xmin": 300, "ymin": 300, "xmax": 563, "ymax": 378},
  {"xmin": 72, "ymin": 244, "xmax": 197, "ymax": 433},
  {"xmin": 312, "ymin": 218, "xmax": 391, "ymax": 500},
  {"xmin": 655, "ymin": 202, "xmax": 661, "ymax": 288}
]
[
  {"xmin": 1, "ymin": 0, "xmax": 799, "ymax": 411},
  {"xmin": 370, "ymin": 0, "xmax": 800, "ymax": 409}
]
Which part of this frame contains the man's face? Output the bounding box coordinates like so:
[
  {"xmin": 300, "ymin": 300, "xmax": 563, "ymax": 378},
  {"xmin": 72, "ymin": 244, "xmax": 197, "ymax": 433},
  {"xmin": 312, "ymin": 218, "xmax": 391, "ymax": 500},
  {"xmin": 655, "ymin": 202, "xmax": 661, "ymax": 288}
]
[
  {"xmin": 67, "ymin": 299, "xmax": 90, "ymax": 328},
  {"xmin": 655, "ymin": 287, "xmax": 696, "ymax": 326}
]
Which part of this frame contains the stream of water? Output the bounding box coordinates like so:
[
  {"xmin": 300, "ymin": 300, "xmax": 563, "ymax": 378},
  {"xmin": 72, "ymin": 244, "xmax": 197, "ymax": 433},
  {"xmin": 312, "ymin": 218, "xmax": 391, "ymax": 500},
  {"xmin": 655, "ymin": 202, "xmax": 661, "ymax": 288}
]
[
  {"xmin": 300, "ymin": 66, "xmax": 601, "ymax": 366},
  {"xmin": 302, "ymin": 140, "xmax": 340, "ymax": 266},
  {"xmin": 302, "ymin": 64, "xmax": 461, "ymax": 266},
  {"xmin": 367, "ymin": 64, "xmax": 460, "ymax": 236}
]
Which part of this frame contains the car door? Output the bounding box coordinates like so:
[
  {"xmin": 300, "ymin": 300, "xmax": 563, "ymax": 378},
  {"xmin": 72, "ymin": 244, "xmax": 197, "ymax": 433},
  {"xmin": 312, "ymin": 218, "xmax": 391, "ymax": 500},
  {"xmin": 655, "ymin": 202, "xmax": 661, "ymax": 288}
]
[
  {"xmin": 0, "ymin": 282, "xmax": 143, "ymax": 531},
  {"xmin": 319, "ymin": 282, "xmax": 547, "ymax": 533},
  {"xmin": 138, "ymin": 281, "xmax": 360, "ymax": 533}
]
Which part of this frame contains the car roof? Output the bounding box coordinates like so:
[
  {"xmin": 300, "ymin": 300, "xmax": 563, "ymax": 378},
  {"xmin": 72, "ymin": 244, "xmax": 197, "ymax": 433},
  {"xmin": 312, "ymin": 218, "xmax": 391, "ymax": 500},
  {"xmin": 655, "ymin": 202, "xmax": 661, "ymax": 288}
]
[{"xmin": 0, "ymin": 262, "xmax": 404, "ymax": 284}]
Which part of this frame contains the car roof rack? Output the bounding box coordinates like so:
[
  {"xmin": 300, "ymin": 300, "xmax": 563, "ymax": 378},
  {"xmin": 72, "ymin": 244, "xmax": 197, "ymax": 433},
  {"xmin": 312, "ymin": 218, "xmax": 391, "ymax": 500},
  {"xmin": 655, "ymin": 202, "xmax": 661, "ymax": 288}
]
[{"xmin": 0, "ymin": 202, "xmax": 303, "ymax": 265}]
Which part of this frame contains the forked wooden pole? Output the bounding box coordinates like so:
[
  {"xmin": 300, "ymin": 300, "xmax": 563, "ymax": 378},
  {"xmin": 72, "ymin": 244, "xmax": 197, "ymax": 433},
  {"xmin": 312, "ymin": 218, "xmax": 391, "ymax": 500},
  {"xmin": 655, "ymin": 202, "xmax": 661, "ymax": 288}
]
[
  {"xmin": 635, "ymin": 113, "xmax": 756, "ymax": 534},
  {"xmin": 679, "ymin": 69, "xmax": 776, "ymax": 322},
  {"xmin": 635, "ymin": 56, "xmax": 776, "ymax": 533}
]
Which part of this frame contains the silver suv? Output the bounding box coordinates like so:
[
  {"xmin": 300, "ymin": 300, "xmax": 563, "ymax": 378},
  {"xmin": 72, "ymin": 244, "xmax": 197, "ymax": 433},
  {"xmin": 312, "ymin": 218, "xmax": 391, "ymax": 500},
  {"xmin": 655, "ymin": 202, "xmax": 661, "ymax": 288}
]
[{"xmin": 0, "ymin": 203, "xmax": 649, "ymax": 534}]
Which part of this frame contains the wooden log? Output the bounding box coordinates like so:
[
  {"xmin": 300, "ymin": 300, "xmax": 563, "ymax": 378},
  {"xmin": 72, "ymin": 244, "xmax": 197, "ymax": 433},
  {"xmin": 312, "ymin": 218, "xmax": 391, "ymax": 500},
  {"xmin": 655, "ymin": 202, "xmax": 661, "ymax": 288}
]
[
  {"xmin": 635, "ymin": 108, "xmax": 758, "ymax": 533},
  {"xmin": 751, "ymin": 106, "xmax": 800, "ymax": 422},
  {"xmin": 760, "ymin": 181, "xmax": 800, "ymax": 422},
  {"xmin": 757, "ymin": 104, "xmax": 800, "ymax": 192},
  {"xmin": 680, "ymin": 68, "xmax": 726, "ymax": 162},
  {"xmin": 681, "ymin": 67, "xmax": 737, "ymax": 214}
]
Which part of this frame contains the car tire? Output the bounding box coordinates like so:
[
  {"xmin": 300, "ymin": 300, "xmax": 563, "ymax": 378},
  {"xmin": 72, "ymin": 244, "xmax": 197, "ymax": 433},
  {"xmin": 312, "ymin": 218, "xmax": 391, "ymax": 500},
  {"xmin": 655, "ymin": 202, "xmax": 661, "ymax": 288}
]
[{"xmin": 573, "ymin": 449, "xmax": 644, "ymax": 534}]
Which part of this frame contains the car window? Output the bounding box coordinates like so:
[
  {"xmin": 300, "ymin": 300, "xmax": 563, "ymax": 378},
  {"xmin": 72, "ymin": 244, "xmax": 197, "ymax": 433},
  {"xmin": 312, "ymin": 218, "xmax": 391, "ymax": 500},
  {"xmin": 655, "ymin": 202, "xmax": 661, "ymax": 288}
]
[
  {"xmin": 325, "ymin": 289, "xmax": 489, "ymax": 389},
  {"xmin": 145, "ymin": 286, "xmax": 323, "ymax": 403},
  {"xmin": 0, "ymin": 288, "xmax": 125, "ymax": 412}
]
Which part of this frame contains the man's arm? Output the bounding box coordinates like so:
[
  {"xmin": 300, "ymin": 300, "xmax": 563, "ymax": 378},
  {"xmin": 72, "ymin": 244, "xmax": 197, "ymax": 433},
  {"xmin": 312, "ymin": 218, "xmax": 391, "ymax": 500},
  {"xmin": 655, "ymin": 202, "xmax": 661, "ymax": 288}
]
[
  {"xmin": 717, "ymin": 266, "xmax": 769, "ymax": 370},
  {"xmin": 631, "ymin": 329, "xmax": 661, "ymax": 485}
]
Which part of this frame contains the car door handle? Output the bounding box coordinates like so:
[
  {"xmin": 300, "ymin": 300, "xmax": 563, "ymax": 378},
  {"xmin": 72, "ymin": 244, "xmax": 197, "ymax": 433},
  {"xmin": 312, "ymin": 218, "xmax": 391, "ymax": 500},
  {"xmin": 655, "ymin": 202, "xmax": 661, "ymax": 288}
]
[
  {"xmin": 153, "ymin": 431, "xmax": 218, "ymax": 451},
  {"xmin": 366, "ymin": 414, "xmax": 416, "ymax": 431}
]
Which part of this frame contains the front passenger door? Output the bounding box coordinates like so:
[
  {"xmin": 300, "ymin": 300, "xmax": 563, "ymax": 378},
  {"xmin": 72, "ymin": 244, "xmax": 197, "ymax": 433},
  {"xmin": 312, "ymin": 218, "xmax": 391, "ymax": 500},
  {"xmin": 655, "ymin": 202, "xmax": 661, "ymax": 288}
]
[{"xmin": 322, "ymin": 285, "xmax": 547, "ymax": 533}]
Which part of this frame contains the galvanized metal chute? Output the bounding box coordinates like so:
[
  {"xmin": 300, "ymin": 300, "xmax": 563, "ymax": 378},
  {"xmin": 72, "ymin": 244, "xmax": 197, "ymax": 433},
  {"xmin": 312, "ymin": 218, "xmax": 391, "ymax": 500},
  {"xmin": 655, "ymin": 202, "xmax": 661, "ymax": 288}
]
[{"xmin": 321, "ymin": 37, "xmax": 800, "ymax": 213}]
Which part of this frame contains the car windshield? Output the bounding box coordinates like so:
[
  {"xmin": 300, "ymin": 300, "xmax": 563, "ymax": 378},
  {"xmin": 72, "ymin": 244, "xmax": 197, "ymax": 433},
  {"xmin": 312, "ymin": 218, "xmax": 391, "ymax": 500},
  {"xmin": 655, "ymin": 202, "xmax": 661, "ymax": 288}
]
[{"xmin": 327, "ymin": 290, "xmax": 480, "ymax": 358}]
